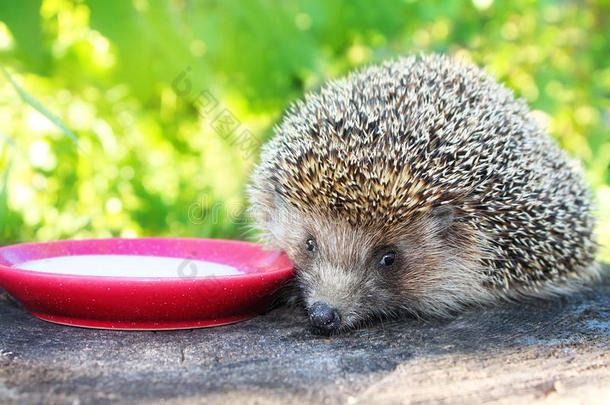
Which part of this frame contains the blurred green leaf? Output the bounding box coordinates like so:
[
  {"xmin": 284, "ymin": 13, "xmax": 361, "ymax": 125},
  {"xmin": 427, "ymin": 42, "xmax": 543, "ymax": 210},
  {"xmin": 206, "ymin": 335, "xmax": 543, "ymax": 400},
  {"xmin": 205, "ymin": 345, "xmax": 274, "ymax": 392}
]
[
  {"xmin": 0, "ymin": 159, "xmax": 10, "ymax": 238},
  {"xmin": 0, "ymin": 0, "xmax": 48, "ymax": 72}
]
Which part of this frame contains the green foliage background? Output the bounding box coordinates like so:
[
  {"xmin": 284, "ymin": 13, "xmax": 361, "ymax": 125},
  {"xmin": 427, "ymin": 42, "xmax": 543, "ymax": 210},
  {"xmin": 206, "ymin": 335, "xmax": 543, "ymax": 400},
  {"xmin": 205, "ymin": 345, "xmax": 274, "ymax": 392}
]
[{"xmin": 0, "ymin": 0, "xmax": 609, "ymax": 261}]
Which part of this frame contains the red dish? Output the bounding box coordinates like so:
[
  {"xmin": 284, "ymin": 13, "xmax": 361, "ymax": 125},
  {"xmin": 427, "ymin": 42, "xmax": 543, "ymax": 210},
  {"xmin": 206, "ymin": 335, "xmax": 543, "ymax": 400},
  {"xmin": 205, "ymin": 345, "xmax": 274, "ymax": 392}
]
[{"xmin": 0, "ymin": 238, "xmax": 293, "ymax": 330}]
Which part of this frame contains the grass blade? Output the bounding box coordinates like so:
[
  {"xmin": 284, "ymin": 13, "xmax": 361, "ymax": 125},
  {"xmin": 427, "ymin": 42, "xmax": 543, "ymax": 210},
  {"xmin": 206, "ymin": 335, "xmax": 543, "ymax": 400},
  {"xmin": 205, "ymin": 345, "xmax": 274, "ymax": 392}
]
[
  {"xmin": 0, "ymin": 159, "xmax": 10, "ymax": 238},
  {"xmin": 0, "ymin": 63, "xmax": 79, "ymax": 146}
]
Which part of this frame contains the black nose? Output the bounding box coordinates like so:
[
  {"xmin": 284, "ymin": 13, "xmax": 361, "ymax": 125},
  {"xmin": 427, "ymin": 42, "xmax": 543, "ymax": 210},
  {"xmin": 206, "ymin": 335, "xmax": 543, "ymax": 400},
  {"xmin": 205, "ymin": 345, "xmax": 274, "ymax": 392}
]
[{"xmin": 308, "ymin": 302, "xmax": 341, "ymax": 333}]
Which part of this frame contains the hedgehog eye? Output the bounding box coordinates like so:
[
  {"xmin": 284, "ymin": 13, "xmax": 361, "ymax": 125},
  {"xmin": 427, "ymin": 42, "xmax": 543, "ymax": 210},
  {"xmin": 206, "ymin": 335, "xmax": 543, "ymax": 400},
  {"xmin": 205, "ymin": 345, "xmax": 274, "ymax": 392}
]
[
  {"xmin": 305, "ymin": 238, "xmax": 317, "ymax": 253},
  {"xmin": 379, "ymin": 252, "xmax": 396, "ymax": 267}
]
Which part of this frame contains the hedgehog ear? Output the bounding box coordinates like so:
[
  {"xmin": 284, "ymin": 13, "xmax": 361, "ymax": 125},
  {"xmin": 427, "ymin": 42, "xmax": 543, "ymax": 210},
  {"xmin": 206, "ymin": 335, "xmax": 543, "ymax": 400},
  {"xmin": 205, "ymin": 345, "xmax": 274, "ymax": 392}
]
[{"xmin": 430, "ymin": 205, "xmax": 454, "ymax": 232}]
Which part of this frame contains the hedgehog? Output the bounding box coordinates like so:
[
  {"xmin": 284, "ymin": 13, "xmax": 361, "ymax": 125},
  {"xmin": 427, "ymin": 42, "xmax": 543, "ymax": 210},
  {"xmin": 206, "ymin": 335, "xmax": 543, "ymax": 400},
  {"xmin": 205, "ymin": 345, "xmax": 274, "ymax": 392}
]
[{"xmin": 247, "ymin": 54, "xmax": 602, "ymax": 334}]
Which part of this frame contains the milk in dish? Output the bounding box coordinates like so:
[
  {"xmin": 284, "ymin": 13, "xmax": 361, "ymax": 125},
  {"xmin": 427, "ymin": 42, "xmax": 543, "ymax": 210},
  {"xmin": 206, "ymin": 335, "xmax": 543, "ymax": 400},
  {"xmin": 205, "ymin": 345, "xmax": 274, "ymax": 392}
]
[{"xmin": 14, "ymin": 255, "xmax": 241, "ymax": 277}]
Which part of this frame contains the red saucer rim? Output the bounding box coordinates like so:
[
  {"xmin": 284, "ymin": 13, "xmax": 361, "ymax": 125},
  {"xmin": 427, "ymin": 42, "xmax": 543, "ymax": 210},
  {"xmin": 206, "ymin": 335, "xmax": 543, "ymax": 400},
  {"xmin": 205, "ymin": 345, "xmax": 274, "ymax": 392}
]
[{"xmin": 0, "ymin": 237, "xmax": 293, "ymax": 281}]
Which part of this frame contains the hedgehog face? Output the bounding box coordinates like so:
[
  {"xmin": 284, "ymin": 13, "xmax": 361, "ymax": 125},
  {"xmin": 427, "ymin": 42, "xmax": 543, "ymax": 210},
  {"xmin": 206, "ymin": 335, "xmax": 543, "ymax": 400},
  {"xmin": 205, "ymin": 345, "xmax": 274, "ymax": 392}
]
[
  {"xmin": 289, "ymin": 216, "xmax": 405, "ymax": 334},
  {"xmin": 258, "ymin": 197, "xmax": 469, "ymax": 334}
]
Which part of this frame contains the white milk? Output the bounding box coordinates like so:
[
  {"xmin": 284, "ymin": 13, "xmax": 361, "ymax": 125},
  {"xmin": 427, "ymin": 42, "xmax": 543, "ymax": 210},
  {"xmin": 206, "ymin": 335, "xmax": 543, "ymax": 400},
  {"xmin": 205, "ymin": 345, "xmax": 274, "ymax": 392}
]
[{"xmin": 14, "ymin": 255, "xmax": 242, "ymax": 278}]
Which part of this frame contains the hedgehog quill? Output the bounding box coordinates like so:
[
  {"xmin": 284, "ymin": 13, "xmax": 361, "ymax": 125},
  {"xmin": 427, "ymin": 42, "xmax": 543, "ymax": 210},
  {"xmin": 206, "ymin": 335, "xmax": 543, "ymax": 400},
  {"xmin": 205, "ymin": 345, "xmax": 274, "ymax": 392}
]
[{"xmin": 248, "ymin": 54, "xmax": 603, "ymax": 335}]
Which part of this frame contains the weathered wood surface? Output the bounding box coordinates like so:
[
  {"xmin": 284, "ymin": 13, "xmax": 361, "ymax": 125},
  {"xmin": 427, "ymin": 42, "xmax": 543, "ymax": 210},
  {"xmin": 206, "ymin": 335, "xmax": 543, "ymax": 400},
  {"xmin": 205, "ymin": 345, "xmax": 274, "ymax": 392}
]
[{"xmin": 1, "ymin": 269, "xmax": 608, "ymax": 405}]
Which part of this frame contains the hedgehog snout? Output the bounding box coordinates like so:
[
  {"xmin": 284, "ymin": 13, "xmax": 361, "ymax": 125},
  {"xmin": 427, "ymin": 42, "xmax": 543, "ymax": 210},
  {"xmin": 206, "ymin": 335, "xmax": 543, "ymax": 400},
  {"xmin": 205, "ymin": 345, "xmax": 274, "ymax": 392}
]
[{"xmin": 308, "ymin": 301, "xmax": 341, "ymax": 334}]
